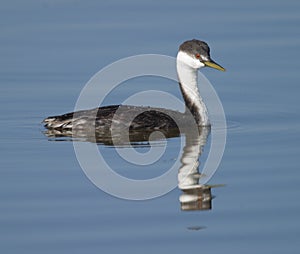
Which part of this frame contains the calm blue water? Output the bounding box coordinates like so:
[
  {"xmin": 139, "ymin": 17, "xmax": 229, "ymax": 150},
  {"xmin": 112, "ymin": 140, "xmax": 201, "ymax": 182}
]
[{"xmin": 1, "ymin": 0, "xmax": 300, "ymax": 253}]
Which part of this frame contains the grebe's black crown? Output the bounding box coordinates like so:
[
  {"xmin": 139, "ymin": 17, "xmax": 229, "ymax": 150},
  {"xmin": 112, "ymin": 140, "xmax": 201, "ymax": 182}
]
[{"xmin": 179, "ymin": 39, "xmax": 210, "ymax": 60}]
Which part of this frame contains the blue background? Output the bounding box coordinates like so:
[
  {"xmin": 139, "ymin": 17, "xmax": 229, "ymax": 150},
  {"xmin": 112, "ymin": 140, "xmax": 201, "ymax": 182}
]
[{"xmin": 0, "ymin": 1, "xmax": 300, "ymax": 253}]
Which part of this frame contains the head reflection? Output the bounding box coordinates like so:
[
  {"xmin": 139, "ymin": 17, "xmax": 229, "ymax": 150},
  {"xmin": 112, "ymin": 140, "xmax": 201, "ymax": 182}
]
[{"xmin": 180, "ymin": 186, "xmax": 212, "ymax": 211}]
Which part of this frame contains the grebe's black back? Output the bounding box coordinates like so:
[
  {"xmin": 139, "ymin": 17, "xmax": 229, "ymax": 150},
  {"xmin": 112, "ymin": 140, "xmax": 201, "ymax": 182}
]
[{"xmin": 43, "ymin": 39, "xmax": 225, "ymax": 140}]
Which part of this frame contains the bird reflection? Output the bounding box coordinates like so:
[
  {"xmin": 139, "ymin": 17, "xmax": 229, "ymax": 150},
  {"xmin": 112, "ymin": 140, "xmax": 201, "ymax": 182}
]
[{"xmin": 44, "ymin": 120, "xmax": 220, "ymax": 211}]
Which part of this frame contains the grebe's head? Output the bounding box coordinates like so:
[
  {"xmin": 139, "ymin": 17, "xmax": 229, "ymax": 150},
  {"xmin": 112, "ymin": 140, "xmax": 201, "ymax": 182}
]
[{"xmin": 177, "ymin": 39, "xmax": 225, "ymax": 71}]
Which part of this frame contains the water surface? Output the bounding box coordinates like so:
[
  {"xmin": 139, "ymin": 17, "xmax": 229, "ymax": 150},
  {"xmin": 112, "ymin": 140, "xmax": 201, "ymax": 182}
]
[{"xmin": 1, "ymin": 0, "xmax": 300, "ymax": 253}]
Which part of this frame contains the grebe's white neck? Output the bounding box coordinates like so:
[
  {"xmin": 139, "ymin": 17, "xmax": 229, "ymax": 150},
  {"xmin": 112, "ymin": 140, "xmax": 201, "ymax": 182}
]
[{"xmin": 176, "ymin": 51, "xmax": 210, "ymax": 126}]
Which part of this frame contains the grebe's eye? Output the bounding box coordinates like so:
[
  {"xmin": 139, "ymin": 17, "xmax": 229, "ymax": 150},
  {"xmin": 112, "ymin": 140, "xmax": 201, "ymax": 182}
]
[{"xmin": 195, "ymin": 53, "xmax": 201, "ymax": 59}]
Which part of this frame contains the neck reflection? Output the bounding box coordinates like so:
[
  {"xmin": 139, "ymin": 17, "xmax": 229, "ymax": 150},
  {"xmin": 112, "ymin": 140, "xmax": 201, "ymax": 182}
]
[{"xmin": 178, "ymin": 127, "xmax": 214, "ymax": 211}]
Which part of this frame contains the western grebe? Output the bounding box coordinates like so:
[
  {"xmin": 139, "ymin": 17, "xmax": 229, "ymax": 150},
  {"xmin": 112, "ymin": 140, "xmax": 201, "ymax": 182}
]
[{"xmin": 43, "ymin": 39, "xmax": 225, "ymax": 135}]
